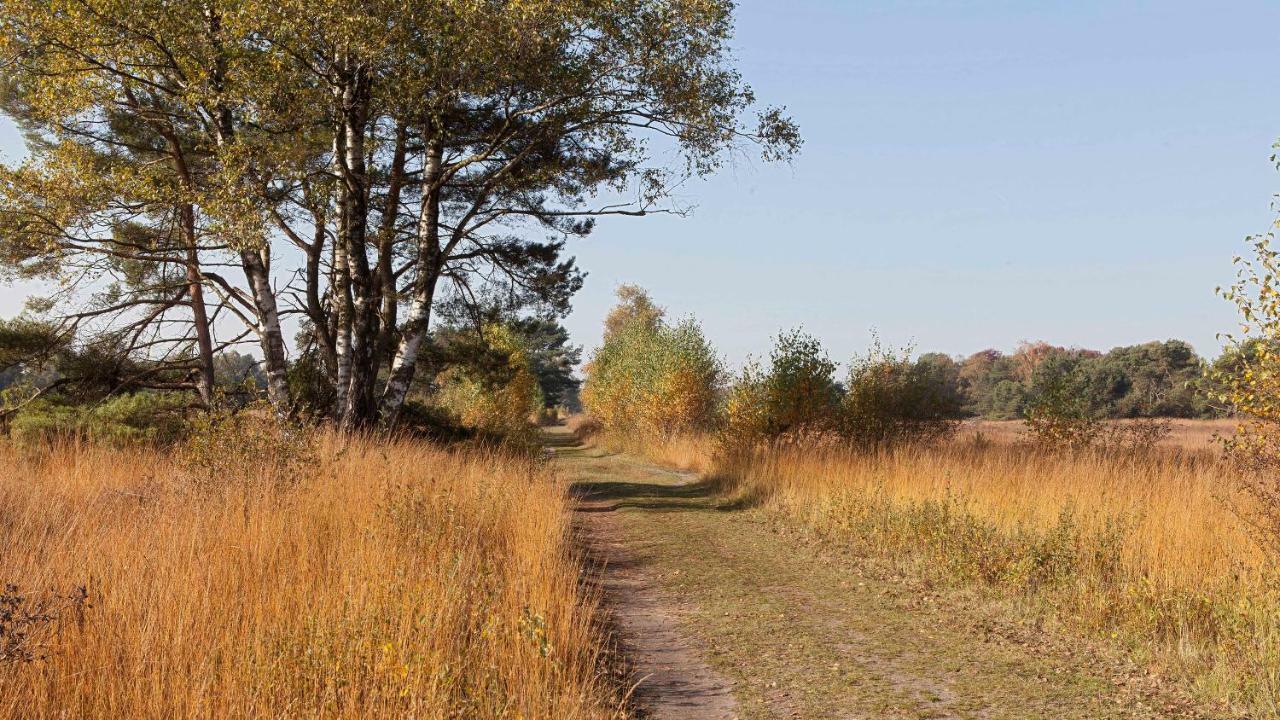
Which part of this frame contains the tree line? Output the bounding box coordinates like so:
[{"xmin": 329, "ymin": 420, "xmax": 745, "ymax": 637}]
[
  {"xmin": 0, "ymin": 0, "xmax": 799, "ymax": 430},
  {"xmin": 583, "ymin": 286, "xmax": 1240, "ymax": 453},
  {"xmin": 918, "ymin": 339, "xmax": 1228, "ymax": 421},
  {"xmin": 583, "ymin": 286, "xmax": 966, "ymax": 447}
]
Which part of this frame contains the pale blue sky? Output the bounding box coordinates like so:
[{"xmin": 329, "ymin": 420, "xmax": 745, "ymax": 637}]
[
  {"xmin": 563, "ymin": 1, "xmax": 1280, "ymax": 365},
  {"xmin": 1, "ymin": 2, "xmax": 1277, "ymax": 366}
]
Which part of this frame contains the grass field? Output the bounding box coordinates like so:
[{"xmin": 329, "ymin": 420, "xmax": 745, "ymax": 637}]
[
  {"xmin": 957, "ymin": 418, "xmax": 1239, "ymax": 451},
  {"xmin": 590, "ymin": 419, "xmax": 1279, "ymax": 716},
  {"xmin": 0, "ymin": 432, "xmax": 625, "ymax": 718}
]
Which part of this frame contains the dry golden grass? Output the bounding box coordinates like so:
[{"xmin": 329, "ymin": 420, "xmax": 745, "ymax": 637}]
[
  {"xmin": 0, "ymin": 431, "xmax": 624, "ymax": 719},
  {"xmin": 615, "ymin": 420, "xmax": 1280, "ymax": 715},
  {"xmin": 958, "ymin": 418, "xmax": 1239, "ymax": 451}
]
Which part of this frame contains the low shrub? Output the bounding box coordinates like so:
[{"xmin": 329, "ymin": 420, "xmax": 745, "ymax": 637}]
[{"xmin": 8, "ymin": 392, "xmax": 189, "ymax": 446}]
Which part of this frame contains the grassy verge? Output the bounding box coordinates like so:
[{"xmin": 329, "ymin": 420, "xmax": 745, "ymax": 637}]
[
  {"xmin": 0, "ymin": 431, "xmax": 625, "ymax": 718},
  {"xmin": 595, "ymin": 428, "xmax": 1278, "ymax": 717}
]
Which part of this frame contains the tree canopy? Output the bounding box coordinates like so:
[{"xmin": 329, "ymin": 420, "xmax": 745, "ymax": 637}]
[{"xmin": 0, "ymin": 0, "xmax": 799, "ymax": 428}]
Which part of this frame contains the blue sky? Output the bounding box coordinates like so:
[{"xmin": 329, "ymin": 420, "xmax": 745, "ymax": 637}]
[
  {"xmin": 1, "ymin": 2, "xmax": 1277, "ymax": 366},
  {"xmin": 561, "ymin": 1, "xmax": 1280, "ymax": 365}
]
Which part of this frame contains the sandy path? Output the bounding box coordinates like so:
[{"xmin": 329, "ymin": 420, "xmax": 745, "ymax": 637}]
[{"xmin": 550, "ymin": 427, "xmax": 738, "ymax": 719}]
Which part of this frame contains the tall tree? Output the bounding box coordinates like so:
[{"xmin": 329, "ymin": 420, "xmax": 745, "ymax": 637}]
[{"xmin": 0, "ymin": 0, "xmax": 800, "ymax": 428}]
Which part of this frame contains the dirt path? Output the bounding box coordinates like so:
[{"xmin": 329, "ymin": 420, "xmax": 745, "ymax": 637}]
[
  {"xmin": 548, "ymin": 426, "xmax": 1216, "ymax": 720},
  {"xmin": 551, "ymin": 427, "xmax": 738, "ymax": 719}
]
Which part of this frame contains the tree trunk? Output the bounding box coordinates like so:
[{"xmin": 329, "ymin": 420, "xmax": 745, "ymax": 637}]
[
  {"xmin": 332, "ymin": 191, "xmax": 354, "ymax": 422},
  {"xmin": 181, "ymin": 203, "xmax": 217, "ymax": 407},
  {"xmin": 204, "ymin": 11, "xmax": 293, "ymax": 414},
  {"xmin": 331, "ymin": 60, "xmax": 375, "ymax": 428},
  {"xmin": 379, "ymin": 135, "xmax": 443, "ymax": 426},
  {"xmin": 372, "ymin": 124, "xmax": 407, "ymax": 377},
  {"xmin": 239, "ymin": 247, "xmax": 290, "ymax": 408}
]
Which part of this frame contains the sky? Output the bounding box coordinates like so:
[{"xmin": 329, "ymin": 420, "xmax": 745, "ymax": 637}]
[
  {"xmin": 557, "ymin": 1, "xmax": 1280, "ymax": 366},
  {"xmin": 1, "ymin": 1, "xmax": 1278, "ymax": 367}
]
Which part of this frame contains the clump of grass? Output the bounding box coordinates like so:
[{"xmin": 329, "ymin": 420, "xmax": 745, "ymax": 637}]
[{"xmin": 0, "ymin": 431, "xmax": 624, "ymax": 718}]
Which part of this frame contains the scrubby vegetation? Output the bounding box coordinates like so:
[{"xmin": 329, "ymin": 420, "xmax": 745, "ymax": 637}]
[{"xmin": 581, "ymin": 286, "xmax": 723, "ymax": 439}]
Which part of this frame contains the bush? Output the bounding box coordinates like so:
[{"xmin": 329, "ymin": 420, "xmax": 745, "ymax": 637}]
[
  {"xmin": 1023, "ymin": 353, "xmax": 1105, "ymax": 450},
  {"xmin": 434, "ymin": 323, "xmax": 543, "ymax": 440},
  {"xmin": 181, "ymin": 403, "xmax": 314, "ymax": 490},
  {"xmin": 8, "ymin": 392, "xmax": 189, "ymax": 446},
  {"xmin": 723, "ymin": 329, "xmax": 838, "ymax": 442},
  {"xmin": 841, "ymin": 341, "xmax": 962, "ymax": 446},
  {"xmin": 582, "ymin": 287, "xmax": 721, "ymax": 437},
  {"xmin": 1215, "ymin": 233, "xmax": 1280, "ymax": 560}
]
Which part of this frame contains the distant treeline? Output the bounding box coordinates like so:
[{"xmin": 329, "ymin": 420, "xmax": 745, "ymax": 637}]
[{"xmin": 913, "ymin": 340, "xmax": 1230, "ymax": 420}]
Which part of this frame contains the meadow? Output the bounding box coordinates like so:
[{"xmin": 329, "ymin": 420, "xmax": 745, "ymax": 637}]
[
  {"xmin": 0, "ymin": 426, "xmax": 624, "ymax": 718},
  {"xmin": 587, "ymin": 418, "xmax": 1279, "ymax": 716}
]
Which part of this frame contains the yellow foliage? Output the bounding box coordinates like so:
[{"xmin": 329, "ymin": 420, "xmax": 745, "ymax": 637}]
[
  {"xmin": 436, "ymin": 323, "xmax": 543, "ymax": 439},
  {"xmin": 582, "ymin": 287, "xmax": 721, "ymax": 438}
]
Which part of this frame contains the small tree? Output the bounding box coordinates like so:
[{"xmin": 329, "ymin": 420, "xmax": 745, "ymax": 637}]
[
  {"xmin": 435, "ymin": 323, "xmax": 542, "ymax": 439},
  {"xmin": 1216, "ymin": 232, "xmax": 1280, "ymax": 558},
  {"xmin": 722, "ymin": 329, "xmax": 839, "ymax": 442},
  {"xmin": 581, "ymin": 287, "xmax": 721, "ymax": 438},
  {"xmin": 1023, "ymin": 354, "xmax": 1104, "ymax": 449}
]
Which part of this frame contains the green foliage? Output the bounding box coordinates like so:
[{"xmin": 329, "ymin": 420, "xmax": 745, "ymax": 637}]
[
  {"xmin": 959, "ymin": 350, "xmax": 1021, "ymax": 418},
  {"xmin": 841, "ymin": 343, "xmax": 963, "ymax": 447},
  {"xmin": 214, "ymin": 351, "xmax": 267, "ymax": 392},
  {"xmin": 511, "ymin": 318, "xmax": 582, "ymax": 409},
  {"xmin": 582, "ymin": 286, "xmax": 722, "ymax": 438},
  {"xmin": 957, "ymin": 341, "xmax": 1215, "ymax": 421},
  {"xmin": 0, "ymin": 0, "xmax": 800, "ymax": 426},
  {"xmin": 724, "ymin": 329, "xmax": 839, "ymax": 441},
  {"xmin": 1100, "ymin": 341, "xmax": 1208, "ymax": 417},
  {"xmin": 728, "ymin": 332, "xmax": 829, "ymax": 439},
  {"xmin": 1023, "ymin": 356, "xmax": 1106, "ymax": 450},
  {"xmin": 8, "ymin": 392, "xmax": 188, "ymax": 446},
  {"xmin": 763, "ymin": 329, "xmax": 841, "ymax": 433},
  {"xmin": 0, "ymin": 318, "xmax": 64, "ymax": 373},
  {"xmin": 434, "ymin": 323, "xmax": 543, "ymax": 440},
  {"xmin": 285, "ymin": 348, "xmax": 336, "ymax": 421}
]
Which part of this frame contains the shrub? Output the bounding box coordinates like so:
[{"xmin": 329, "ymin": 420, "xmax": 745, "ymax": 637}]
[
  {"xmin": 286, "ymin": 348, "xmax": 336, "ymax": 420},
  {"xmin": 1023, "ymin": 353, "xmax": 1105, "ymax": 450},
  {"xmin": 841, "ymin": 340, "xmax": 962, "ymax": 446},
  {"xmin": 723, "ymin": 329, "xmax": 838, "ymax": 443},
  {"xmin": 434, "ymin": 323, "xmax": 543, "ymax": 440},
  {"xmin": 8, "ymin": 392, "xmax": 189, "ymax": 446},
  {"xmin": 582, "ymin": 287, "xmax": 721, "ymax": 437},
  {"xmin": 181, "ymin": 403, "xmax": 315, "ymax": 490},
  {"xmin": 1215, "ymin": 233, "xmax": 1280, "ymax": 560}
]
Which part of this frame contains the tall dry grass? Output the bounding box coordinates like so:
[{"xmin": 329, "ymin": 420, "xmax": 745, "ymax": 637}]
[
  {"xmin": 618, "ymin": 423, "xmax": 1279, "ymax": 715},
  {"xmin": 0, "ymin": 431, "xmax": 624, "ymax": 719}
]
